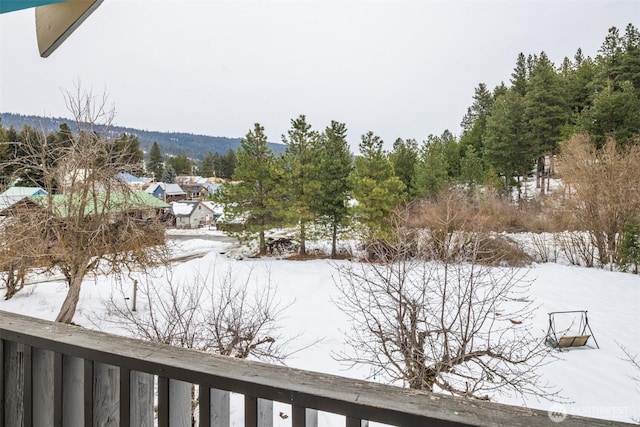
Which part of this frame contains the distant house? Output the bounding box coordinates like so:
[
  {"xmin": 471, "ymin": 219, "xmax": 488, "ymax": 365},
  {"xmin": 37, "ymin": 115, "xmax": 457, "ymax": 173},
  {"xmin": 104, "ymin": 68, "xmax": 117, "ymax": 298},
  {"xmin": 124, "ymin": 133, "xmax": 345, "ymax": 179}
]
[
  {"xmin": 146, "ymin": 183, "xmax": 186, "ymax": 203},
  {"xmin": 171, "ymin": 200, "xmax": 218, "ymax": 229},
  {"xmin": 0, "ymin": 187, "xmax": 47, "ymax": 216},
  {"xmin": 29, "ymin": 191, "xmax": 170, "ymax": 218},
  {"xmin": 117, "ymin": 173, "xmax": 153, "ymax": 190},
  {"xmin": 179, "ymin": 182, "xmax": 222, "ymax": 201}
]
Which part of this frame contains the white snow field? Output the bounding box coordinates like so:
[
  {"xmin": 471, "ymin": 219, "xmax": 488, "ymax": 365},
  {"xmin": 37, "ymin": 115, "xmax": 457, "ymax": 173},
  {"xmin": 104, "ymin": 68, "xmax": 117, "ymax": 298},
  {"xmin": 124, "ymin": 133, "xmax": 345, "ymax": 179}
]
[{"xmin": 1, "ymin": 230, "xmax": 639, "ymax": 425}]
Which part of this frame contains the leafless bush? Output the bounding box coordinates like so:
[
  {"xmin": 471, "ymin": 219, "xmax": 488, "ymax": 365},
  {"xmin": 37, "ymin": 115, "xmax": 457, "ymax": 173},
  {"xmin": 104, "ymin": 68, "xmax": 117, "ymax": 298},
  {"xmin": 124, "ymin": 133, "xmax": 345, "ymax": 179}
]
[
  {"xmin": 333, "ymin": 231, "xmax": 557, "ymax": 402},
  {"xmin": 557, "ymin": 232, "xmax": 597, "ymax": 267},
  {"xmin": 97, "ymin": 266, "xmax": 295, "ymax": 363},
  {"xmin": 530, "ymin": 234, "xmax": 559, "ymax": 263}
]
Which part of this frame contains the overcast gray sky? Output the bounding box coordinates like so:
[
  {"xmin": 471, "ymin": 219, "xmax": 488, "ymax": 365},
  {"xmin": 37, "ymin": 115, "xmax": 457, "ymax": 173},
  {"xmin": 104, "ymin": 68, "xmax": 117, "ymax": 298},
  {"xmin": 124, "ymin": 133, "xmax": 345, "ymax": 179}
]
[{"xmin": 1, "ymin": 0, "xmax": 638, "ymax": 150}]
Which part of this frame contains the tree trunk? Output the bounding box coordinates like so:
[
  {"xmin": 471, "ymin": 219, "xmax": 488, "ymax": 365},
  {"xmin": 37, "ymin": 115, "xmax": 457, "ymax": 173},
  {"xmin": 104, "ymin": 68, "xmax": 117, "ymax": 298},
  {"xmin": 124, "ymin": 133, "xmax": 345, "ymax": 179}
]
[
  {"xmin": 331, "ymin": 222, "xmax": 338, "ymax": 259},
  {"xmin": 299, "ymin": 220, "xmax": 306, "ymax": 256},
  {"xmin": 258, "ymin": 230, "xmax": 266, "ymax": 255},
  {"xmin": 55, "ymin": 266, "xmax": 87, "ymax": 323}
]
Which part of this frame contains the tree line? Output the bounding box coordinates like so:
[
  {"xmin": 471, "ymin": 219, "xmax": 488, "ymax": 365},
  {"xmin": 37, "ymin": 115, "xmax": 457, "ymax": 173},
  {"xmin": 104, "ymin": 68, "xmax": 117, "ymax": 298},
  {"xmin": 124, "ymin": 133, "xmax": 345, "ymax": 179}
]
[
  {"xmin": 215, "ymin": 24, "xmax": 640, "ymax": 262},
  {"xmin": 146, "ymin": 141, "xmax": 237, "ymax": 182}
]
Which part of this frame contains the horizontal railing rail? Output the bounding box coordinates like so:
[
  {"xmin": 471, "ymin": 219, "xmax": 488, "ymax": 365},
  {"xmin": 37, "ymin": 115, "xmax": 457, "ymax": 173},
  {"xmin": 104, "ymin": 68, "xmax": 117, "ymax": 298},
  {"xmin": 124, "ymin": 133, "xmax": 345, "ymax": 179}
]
[{"xmin": 0, "ymin": 310, "xmax": 631, "ymax": 426}]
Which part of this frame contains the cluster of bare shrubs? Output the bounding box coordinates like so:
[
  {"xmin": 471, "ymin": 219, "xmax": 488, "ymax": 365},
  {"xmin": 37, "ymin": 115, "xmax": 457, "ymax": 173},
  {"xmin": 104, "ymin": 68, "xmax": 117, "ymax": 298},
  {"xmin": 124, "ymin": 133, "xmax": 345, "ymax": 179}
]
[{"xmin": 96, "ymin": 266, "xmax": 295, "ymax": 363}]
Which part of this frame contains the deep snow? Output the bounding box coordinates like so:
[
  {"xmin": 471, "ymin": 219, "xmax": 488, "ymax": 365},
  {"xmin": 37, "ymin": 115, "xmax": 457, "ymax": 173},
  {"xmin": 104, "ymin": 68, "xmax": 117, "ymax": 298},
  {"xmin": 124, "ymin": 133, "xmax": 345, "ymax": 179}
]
[{"xmin": 1, "ymin": 230, "xmax": 638, "ymax": 425}]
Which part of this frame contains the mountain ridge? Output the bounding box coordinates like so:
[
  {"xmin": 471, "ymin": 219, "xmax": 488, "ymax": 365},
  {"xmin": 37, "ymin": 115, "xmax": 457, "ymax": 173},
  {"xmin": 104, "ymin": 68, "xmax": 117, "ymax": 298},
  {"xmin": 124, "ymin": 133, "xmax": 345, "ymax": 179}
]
[{"xmin": 0, "ymin": 112, "xmax": 285, "ymax": 159}]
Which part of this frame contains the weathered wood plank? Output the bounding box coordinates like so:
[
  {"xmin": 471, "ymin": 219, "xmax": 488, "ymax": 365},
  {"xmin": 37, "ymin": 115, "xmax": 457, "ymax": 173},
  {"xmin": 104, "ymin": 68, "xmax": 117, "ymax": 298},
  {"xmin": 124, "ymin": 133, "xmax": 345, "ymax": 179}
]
[
  {"xmin": 62, "ymin": 355, "xmax": 84, "ymax": 427},
  {"xmin": 53, "ymin": 352, "xmax": 63, "ymax": 426},
  {"xmin": 33, "ymin": 348, "xmax": 55, "ymax": 427},
  {"xmin": 23, "ymin": 344, "xmax": 33, "ymax": 427},
  {"xmin": 246, "ymin": 395, "xmax": 258, "ymax": 427},
  {"xmin": 4, "ymin": 341, "xmax": 24, "ymax": 427},
  {"xmin": 158, "ymin": 376, "xmax": 169, "ymax": 427},
  {"xmin": 0, "ymin": 311, "xmax": 633, "ymax": 427},
  {"xmin": 258, "ymin": 398, "xmax": 273, "ymax": 427},
  {"xmin": 210, "ymin": 388, "xmax": 230, "ymax": 427},
  {"xmin": 292, "ymin": 405, "xmax": 305, "ymax": 427},
  {"xmin": 94, "ymin": 362, "xmax": 119, "ymax": 426},
  {"xmin": 120, "ymin": 367, "xmax": 130, "ymax": 427},
  {"xmin": 130, "ymin": 371, "xmax": 154, "ymax": 427},
  {"xmin": 0, "ymin": 339, "xmax": 4, "ymax": 426},
  {"xmin": 169, "ymin": 379, "xmax": 191, "ymax": 427},
  {"xmin": 306, "ymin": 408, "xmax": 318, "ymax": 427}
]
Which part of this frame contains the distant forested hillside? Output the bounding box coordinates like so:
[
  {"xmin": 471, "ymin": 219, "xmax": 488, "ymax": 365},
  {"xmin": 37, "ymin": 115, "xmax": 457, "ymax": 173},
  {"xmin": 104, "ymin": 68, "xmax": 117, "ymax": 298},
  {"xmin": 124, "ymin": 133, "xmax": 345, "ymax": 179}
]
[{"xmin": 0, "ymin": 113, "xmax": 285, "ymax": 159}]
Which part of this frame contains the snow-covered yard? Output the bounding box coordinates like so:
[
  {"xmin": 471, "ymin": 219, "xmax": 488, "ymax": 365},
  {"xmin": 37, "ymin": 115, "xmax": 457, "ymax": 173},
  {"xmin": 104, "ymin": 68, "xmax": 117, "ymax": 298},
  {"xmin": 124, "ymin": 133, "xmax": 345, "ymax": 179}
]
[{"xmin": 1, "ymin": 230, "xmax": 639, "ymax": 424}]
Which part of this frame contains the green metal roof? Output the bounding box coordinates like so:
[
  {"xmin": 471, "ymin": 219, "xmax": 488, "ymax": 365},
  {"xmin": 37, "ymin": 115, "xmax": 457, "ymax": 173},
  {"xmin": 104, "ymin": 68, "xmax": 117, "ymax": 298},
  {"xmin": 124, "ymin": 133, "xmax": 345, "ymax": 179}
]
[{"xmin": 30, "ymin": 191, "xmax": 169, "ymax": 217}]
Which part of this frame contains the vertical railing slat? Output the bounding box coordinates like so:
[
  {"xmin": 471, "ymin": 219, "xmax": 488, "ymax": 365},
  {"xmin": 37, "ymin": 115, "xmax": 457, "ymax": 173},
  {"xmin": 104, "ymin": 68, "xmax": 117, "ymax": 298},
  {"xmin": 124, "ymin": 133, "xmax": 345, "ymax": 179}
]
[
  {"xmin": 169, "ymin": 379, "xmax": 191, "ymax": 427},
  {"xmin": 63, "ymin": 355, "xmax": 85, "ymax": 427},
  {"xmin": 306, "ymin": 408, "xmax": 318, "ymax": 427},
  {"xmin": 4, "ymin": 341, "xmax": 24, "ymax": 427},
  {"xmin": 33, "ymin": 348, "xmax": 55, "ymax": 426},
  {"xmin": 120, "ymin": 367, "xmax": 131, "ymax": 427},
  {"xmin": 23, "ymin": 345, "xmax": 33, "ymax": 427},
  {"xmin": 0, "ymin": 338, "xmax": 7, "ymax": 425},
  {"xmin": 292, "ymin": 405, "xmax": 306, "ymax": 427},
  {"xmin": 131, "ymin": 371, "xmax": 154, "ymax": 427},
  {"xmin": 53, "ymin": 352, "xmax": 63, "ymax": 426},
  {"xmin": 210, "ymin": 388, "xmax": 230, "ymax": 427},
  {"xmin": 199, "ymin": 385, "xmax": 211, "ymax": 427},
  {"xmin": 258, "ymin": 399, "xmax": 273, "ymax": 427},
  {"xmin": 93, "ymin": 362, "xmax": 120, "ymax": 426},
  {"xmin": 346, "ymin": 418, "xmax": 368, "ymax": 427},
  {"xmin": 245, "ymin": 395, "xmax": 258, "ymax": 427},
  {"xmin": 84, "ymin": 359, "xmax": 94, "ymax": 426},
  {"xmin": 158, "ymin": 376, "xmax": 169, "ymax": 427}
]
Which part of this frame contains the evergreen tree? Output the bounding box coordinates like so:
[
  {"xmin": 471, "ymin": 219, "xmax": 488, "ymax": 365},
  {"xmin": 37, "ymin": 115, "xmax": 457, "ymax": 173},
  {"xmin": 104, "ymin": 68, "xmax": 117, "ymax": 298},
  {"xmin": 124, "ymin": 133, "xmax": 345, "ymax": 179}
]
[
  {"xmin": 484, "ymin": 89, "xmax": 534, "ymax": 199},
  {"xmin": 199, "ymin": 151, "xmax": 215, "ymax": 178},
  {"xmin": 315, "ymin": 121, "xmax": 353, "ymax": 258},
  {"xmin": 389, "ymin": 138, "xmax": 418, "ymax": 199},
  {"xmin": 166, "ymin": 154, "xmax": 192, "ymax": 175},
  {"xmin": 215, "ymin": 123, "xmax": 280, "ymax": 255},
  {"xmin": 414, "ymin": 134, "xmax": 450, "ymax": 199},
  {"xmin": 280, "ymin": 115, "xmax": 320, "ymax": 255},
  {"xmin": 619, "ymin": 23, "xmax": 640, "ymax": 94},
  {"xmin": 112, "ymin": 133, "xmax": 144, "ymax": 175},
  {"xmin": 510, "ymin": 52, "xmax": 528, "ymax": 96},
  {"xmin": 523, "ymin": 51, "xmax": 566, "ymax": 191},
  {"xmin": 440, "ymin": 130, "xmax": 461, "ymax": 179},
  {"xmin": 146, "ymin": 141, "xmax": 164, "ymax": 181},
  {"xmin": 162, "ymin": 164, "xmax": 176, "ymax": 183},
  {"xmin": 617, "ymin": 215, "xmax": 640, "ymax": 274},
  {"xmin": 459, "ymin": 83, "xmax": 494, "ymax": 156},
  {"xmin": 348, "ymin": 132, "xmax": 405, "ymax": 242},
  {"xmin": 220, "ymin": 149, "xmax": 237, "ymax": 179},
  {"xmin": 584, "ymin": 80, "xmax": 640, "ymax": 147},
  {"xmin": 459, "ymin": 145, "xmax": 484, "ymax": 191}
]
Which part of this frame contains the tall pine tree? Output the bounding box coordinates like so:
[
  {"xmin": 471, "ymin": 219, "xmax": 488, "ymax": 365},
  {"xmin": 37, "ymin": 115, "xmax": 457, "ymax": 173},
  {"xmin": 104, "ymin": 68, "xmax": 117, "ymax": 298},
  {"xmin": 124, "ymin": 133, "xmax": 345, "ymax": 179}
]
[
  {"xmin": 315, "ymin": 121, "xmax": 352, "ymax": 258},
  {"xmin": 280, "ymin": 115, "xmax": 320, "ymax": 255},
  {"xmin": 146, "ymin": 141, "xmax": 164, "ymax": 181},
  {"xmin": 215, "ymin": 123, "xmax": 280, "ymax": 255},
  {"xmin": 348, "ymin": 132, "xmax": 405, "ymax": 242}
]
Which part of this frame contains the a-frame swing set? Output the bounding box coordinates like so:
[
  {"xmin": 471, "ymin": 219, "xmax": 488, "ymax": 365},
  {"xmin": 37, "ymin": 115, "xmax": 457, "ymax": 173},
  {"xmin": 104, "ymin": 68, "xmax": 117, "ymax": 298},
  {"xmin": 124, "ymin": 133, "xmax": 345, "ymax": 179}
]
[{"xmin": 545, "ymin": 310, "xmax": 600, "ymax": 350}]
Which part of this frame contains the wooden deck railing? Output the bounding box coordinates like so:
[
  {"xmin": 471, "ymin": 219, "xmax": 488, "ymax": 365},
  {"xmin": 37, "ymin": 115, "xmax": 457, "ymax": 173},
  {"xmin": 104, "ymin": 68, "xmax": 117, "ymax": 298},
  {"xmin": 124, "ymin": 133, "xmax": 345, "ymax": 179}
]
[{"xmin": 0, "ymin": 310, "xmax": 631, "ymax": 426}]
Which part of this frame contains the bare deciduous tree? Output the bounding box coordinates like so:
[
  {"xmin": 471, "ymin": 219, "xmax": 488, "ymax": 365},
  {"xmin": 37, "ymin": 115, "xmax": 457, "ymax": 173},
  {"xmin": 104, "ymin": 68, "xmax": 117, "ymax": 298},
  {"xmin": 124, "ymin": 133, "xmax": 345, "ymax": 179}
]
[
  {"xmin": 334, "ymin": 221, "xmax": 556, "ymax": 401},
  {"xmin": 557, "ymin": 133, "xmax": 640, "ymax": 266},
  {"xmin": 0, "ymin": 84, "xmax": 167, "ymax": 322}
]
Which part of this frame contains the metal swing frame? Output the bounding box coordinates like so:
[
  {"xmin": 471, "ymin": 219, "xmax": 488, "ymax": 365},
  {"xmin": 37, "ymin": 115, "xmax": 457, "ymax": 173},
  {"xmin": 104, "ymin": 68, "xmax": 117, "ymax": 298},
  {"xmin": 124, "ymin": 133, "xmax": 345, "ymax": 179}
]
[{"xmin": 545, "ymin": 310, "xmax": 600, "ymax": 350}]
